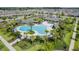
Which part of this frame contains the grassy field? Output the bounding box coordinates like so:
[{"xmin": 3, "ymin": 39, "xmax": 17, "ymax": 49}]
[
  {"xmin": 64, "ymin": 32, "xmax": 73, "ymax": 46},
  {"xmin": 74, "ymin": 25, "xmax": 79, "ymax": 51},
  {"xmin": 0, "ymin": 41, "xmax": 9, "ymax": 51},
  {"xmin": 14, "ymin": 42, "xmax": 55, "ymax": 51},
  {"xmin": 0, "ymin": 28, "xmax": 16, "ymax": 42},
  {"xmin": 13, "ymin": 40, "xmax": 32, "ymax": 51},
  {"xmin": 74, "ymin": 38, "xmax": 79, "ymax": 51},
  {"xmin": 13, "ymin": 31, "xmax": 73, "ymax": 51}
]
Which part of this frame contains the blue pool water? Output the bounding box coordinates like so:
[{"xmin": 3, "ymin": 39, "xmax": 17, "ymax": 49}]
[{"xmin": 17, "ymin": 25, "xmax": 47, "ymax": 34}]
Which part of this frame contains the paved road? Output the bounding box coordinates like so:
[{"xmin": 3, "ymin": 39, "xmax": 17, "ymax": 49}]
[
  {"xmin": 0, "ymin": 36, "xmax": 16, "ymax": 51},
  {"xmin": 69, "ymin": 18, "xmax": 78, "ymax": 51}
]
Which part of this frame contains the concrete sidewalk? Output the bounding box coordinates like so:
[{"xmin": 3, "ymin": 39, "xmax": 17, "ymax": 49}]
[
  {"xmin": 0, "ymin": 36, "xmax": 16, "ymax": 51},
  {"xmin": 69, "ymin": 18, "xmax": 78, "ymax": 51}
]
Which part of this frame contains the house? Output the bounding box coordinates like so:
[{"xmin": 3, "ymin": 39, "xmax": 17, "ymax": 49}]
[{"xmin": 0, "ymin": 20, "xmax": 4, "ymax": 23}]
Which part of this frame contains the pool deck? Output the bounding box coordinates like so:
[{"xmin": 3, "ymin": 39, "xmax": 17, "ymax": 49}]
[
  {"xmin": 16, "ymin": 24, "xmax": 53, "ymax": 36},
  {"xmin": 10, "ymin": 23, "xmax": 53, "ymax": 46}
]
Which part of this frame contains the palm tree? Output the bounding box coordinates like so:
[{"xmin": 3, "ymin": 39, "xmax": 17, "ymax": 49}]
[
  {"xmin": 45, "ymin": 30, "xmax": 49, "ymax": 42},
  {"xmin": 26, "ymin": 30, "xmax": 35, "ymax": 44},
  {"xmin": 61, "ymin": 12, "xmax": 64, "ymax": 16},
  {"xmin": 28, "ymin": 22, "xmax": 34, "ymax": 31},
  {"xmin": 23, "ymin": 15, "xmax": 27, "ymax": 20},
  {"xmin": 59, "ymin": 20, "xmax": 65, "ymax": 30},
  {"xmin": 14, "ymin": 31, "xmax": 20, "ymax": 37},
  {"xmin": 51, "ymin": 29, "xmax": 59, "ymax": 44}
]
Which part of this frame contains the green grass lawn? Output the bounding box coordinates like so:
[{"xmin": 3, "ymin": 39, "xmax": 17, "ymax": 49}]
[
  {"xmin": 0, "ymin": 28, "xmax": 16, "ymax": 42},
  {"xmin": 74, "ymin": 29, "xmax": 79, "ymax": 50},
  {"xmin": 0, "ymin": 41, "xmax": 9, "ymax": 51},
  {"xmin": 64, "ymin": 31, "xmax": 73, "ymax": 47},
  {"xmin": 26, "ymin": 42, "xmax": 55, "ymax": 51},
  {"xmin": 13, "ymin": 31, "xmax": 73, "ymax": 51},
  {"xmin": 74, "ymin": 38, "xmax": 79, "ymax": 51},
  {"xmin": 54, "ymin": 31, "xmax": 73, "ymax": 50},
  {"xmin": 63, "ymin": 22, "xmax": 74, "ymax": 49},
  {"xmin": 54, "ymin": 39, "xmax": 65, "ymax": 50},
  {"xmin": 13, "ymin": 40, "xmax": 32, "ymax": 51},
  {"xmin": 14, "ymin": 39, "xmax": 55, "ymax": 51},
  {"xmin": 74, "ymin": 24, "xmax": 79, "ymax": 51},
  {"xmin": 26, "ymin": 44, "xmax": 42, "ymax": 51},
  {"xmin": 14, "ymin": 46, "xmax": 22, "ymax": 51}
]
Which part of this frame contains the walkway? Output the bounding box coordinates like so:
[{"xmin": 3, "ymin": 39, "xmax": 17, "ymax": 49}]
[
  {"xmin": 0, "ymin": 36, "xmax": 16, "ymax": 51},
  {"xmin": 10, "ymin": 38, "xmax": 21, "ymax": 46},
  {"xmin": 69, "ymin": 18, "xmax": 78, "ymax": 51},
  {"xmin": 10, "ymin": 32, "xmax": 27, "ymax": 46}
]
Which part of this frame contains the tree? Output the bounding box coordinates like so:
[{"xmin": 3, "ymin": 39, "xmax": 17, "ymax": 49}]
[
  {"xmin": 51, "ymin": 29, "xmax": 58, "ymax": 44},
  {"xmin": 14, "ymin": 31, "xmax": 20, "ymax": 37},
  {"xmin": 61, "ymin": 12, "xmax": 64, "ymax": 16},
  {"xmin": 28, "ymin": 22, "xmax": 34, "ymax": 31},
  {"xmin": 1, "ymin": 16, "xmax": 7, "ymax": 20},
  {"xmin": 26, "ymin": 30, "xmax": 35, "ymax": 44},
  {"xmin": 34, "ymin": 18, "xmax": 44, "ymax": 23},
  {"xmin": 45, "ymin": 30, "xmax": 49, "ymax": 42},
  {"xmin": 27, "ymin": 30, "xmax": 35, "ymax": 34},
  {"xmin": 59, "ymin": 20, "xmax": 65, "ymax": 30},
  {"xmin": 23, "ymin": 15, "xmax": 27, "ymax": 20}
]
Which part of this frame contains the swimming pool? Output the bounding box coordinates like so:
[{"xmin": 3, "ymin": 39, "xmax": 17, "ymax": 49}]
[{"xmin": 16, "ymin": 25, "xmax": 47, "ymax": 35}]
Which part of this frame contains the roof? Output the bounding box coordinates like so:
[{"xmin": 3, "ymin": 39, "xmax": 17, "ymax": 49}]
[
  {"xmin": 45, "ymin": 16, "xmax": 59, "ymax": 21},
  {"xmin": 21, "ymin": 18, "xmax": 34, "ymax": 24},
  {"xmin": 0, "ymin": 20, "xmax": 4, "ymax": 23}
]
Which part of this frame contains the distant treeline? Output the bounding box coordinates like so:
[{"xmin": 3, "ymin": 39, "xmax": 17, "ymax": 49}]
[{"xmin": 0, "ymin": 7, "xmax": 79, "ymax": 10}]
